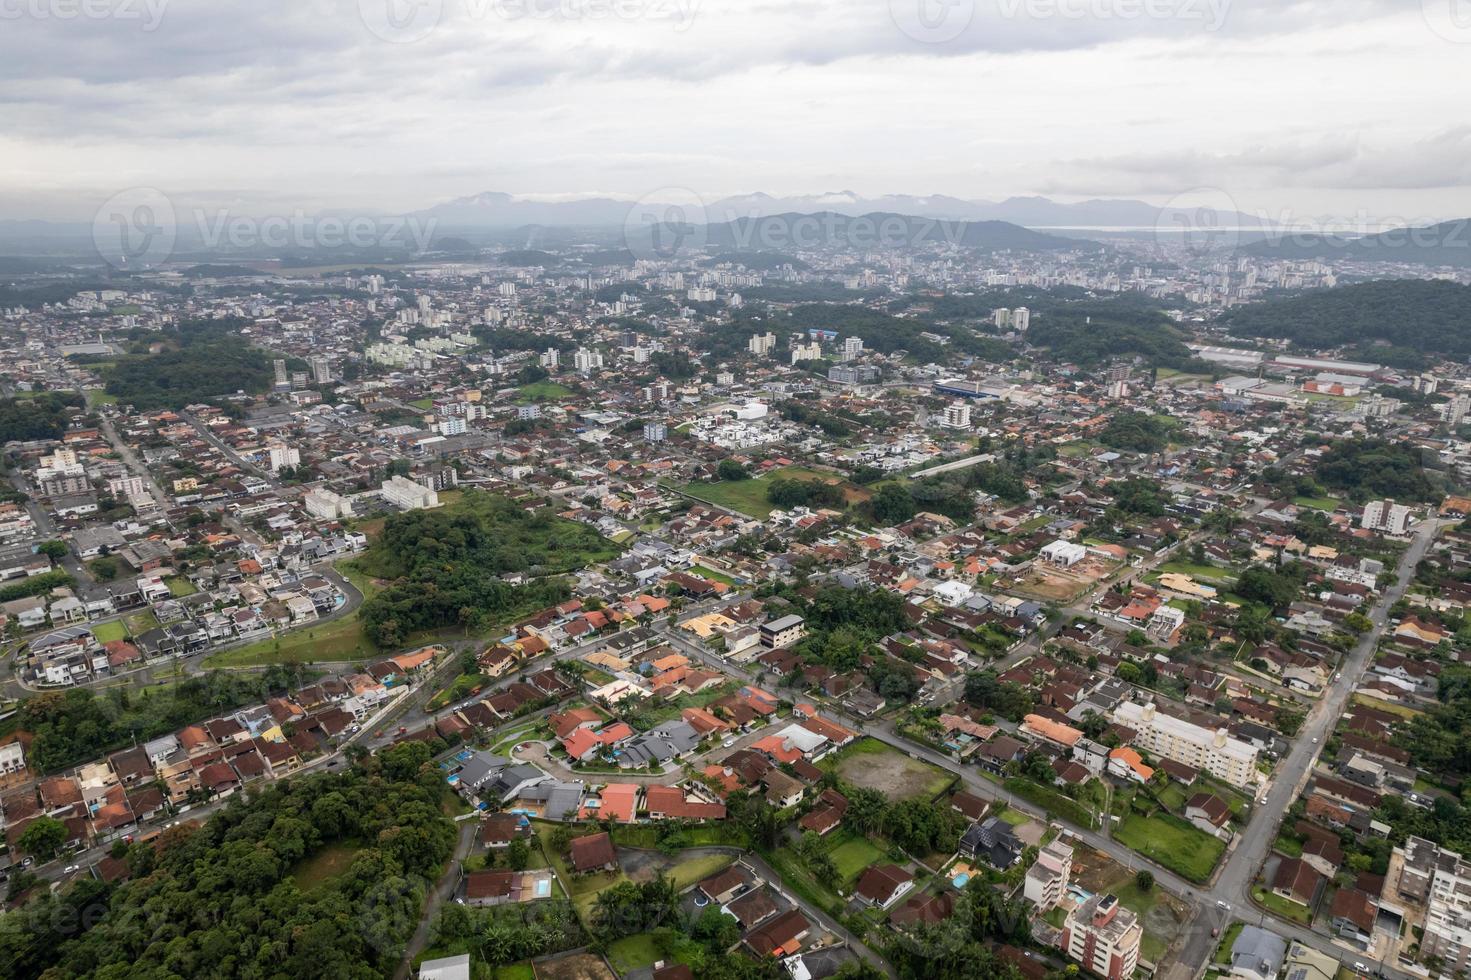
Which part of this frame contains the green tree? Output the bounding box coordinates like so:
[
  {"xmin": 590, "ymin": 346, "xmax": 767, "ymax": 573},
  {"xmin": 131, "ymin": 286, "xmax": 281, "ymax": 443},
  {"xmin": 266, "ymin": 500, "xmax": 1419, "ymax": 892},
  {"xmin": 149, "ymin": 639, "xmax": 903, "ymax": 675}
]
[{"xmin": 18, "ymin": 816, "xmax": 67, "ymax": 862}]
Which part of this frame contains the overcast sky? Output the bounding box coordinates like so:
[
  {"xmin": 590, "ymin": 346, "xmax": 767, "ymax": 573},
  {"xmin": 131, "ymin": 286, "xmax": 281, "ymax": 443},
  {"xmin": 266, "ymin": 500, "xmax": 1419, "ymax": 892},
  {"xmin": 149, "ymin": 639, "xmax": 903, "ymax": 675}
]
[{"xmin": 3, "ymin": 0, "xmax": 1469, "ymax": 223}]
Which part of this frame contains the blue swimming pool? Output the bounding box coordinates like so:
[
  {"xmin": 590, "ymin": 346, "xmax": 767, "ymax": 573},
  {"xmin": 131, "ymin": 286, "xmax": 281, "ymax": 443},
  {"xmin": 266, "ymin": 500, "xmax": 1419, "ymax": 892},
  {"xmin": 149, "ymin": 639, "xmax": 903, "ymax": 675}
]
[{"xmin": 952, "ymin": 873, "xmax": 970, "ymax": 889}]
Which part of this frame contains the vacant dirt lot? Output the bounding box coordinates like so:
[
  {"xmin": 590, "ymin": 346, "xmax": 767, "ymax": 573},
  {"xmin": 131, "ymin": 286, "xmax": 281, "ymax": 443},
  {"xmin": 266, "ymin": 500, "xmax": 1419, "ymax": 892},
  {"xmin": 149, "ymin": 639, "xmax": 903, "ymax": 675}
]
[
  {"xmin": 829, "ymin": 739, "xmax": 953, "ymax": 802},
  {"xmin": 535, "ymin": 952, "xmax": 616, "ymax": 980}
]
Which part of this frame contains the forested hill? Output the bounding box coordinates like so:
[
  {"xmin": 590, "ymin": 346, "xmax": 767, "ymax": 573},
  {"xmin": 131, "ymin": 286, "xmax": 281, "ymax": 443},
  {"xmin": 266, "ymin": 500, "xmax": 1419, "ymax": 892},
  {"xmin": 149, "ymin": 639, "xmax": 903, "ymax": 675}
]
[
  {"xmin": 1243, "ymin": 219, "xmax": 1471, "ymax": 267},
  {"xmin": 1217, "ymin": 280, "xmax": 1471, "ymax": 364}
]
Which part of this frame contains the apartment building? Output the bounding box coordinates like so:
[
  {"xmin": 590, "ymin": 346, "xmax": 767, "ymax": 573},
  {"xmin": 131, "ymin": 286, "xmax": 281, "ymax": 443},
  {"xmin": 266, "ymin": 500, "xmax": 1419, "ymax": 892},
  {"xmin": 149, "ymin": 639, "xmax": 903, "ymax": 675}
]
[
  {"xmin": 1399, "ymin": 835, "xmax": 1471, "ymax": 973},
  {"xmin": 381, "ymin": 475, "xmax": 440, "ymax": 511},
  {"xmin": 1024, "ymin": 838, "xmax": 1074, "ymax": 910},
  {"xmin": 1062, "ymin": 893, "xmax": 1142, "ymax": 980},
  {"xmin": 1112, "ymin": 701, "xmax": 1259, "ymax": 788}
]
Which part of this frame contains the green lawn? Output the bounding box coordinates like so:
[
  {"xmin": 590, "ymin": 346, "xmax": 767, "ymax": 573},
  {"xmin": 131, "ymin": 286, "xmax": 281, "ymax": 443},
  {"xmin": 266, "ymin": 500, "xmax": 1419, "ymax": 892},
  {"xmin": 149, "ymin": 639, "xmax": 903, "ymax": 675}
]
[
  {"xmin": 1115, "ymin": 813, "xmax": 1225, "ymax": 884},
  {"xmin": 607, "ymin": 934, "xmax": 661, "ymax": 974},
  {"xmin": 84, "ymin": 389, "xmax": 118, "ymax": 408},
  {"xmin": 608, "ymin": 823, "xmax": 747, "ymax": 850},
  {"xmin": 828, "ymin": 835, "xmax": 887, "ymax": 885},
  {"xmin": 516, "ymin": 381, "xmax": 574, "ymax": 403},
  {"xmin": 667, "ymin": 852, "xmax": 736, "ymax": 889},
  {"xmin": 1253, "ymin": 886, "xmax": 1313, "ymax": 925},
  {"xmin": 672, "ymin": 467, "xmax": 854, "ymax": 519},
  {"xmin": 1156, "ymin": 561, "xmax": 1238, "ymax": 585},
  {"xmin": 1294, "ymin": 496, "xmax": 1341, "ymax": 512},
  {"xmin": 1214, "ymin": 921, "xmax": 1245, "ymax": 963},
  {"xmin": 204, "ymin": 612, "xmax": 376, "ymax": 668},
  {"xmin": 290, "ymin": 842, "xmax": 361, "ymax": 892},
  {"xmin": 688, "ymin": 564, "xmax": 736, "ymax": 585},
  {"xmin": 91, "ymin": 620, "xmax": 127, "ymax": 644},
  {"xmin": 165, "ymin": 575, "xmax": 198, "ymax": 597},
  {"xmin": 408, "ymin": 397, "xmax": 434, "ymax": 409}
]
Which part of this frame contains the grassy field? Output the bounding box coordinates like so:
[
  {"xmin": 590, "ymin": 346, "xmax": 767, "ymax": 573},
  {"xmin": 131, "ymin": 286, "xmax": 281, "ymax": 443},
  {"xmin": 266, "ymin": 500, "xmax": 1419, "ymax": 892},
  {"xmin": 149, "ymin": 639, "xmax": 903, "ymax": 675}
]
[
  {"xmin": 1156, "ymin": 561, "xmax": 1238, "ymax": 584},
  {"xmin": 667, "ymin": 852, "xmax": 736, "ymax": 889},
  {"xmin": 408, "ymin": 397, "xmax": 434, "ymax": 409},
  {"xmin": 823, "ymin": 738, "xmax": 955, "ymax": 802},
  {"xmin": 91, "ymin": 619, "xmax": 128, "ymax": 644},
  {"xmin": 672, "ymin": 466, "xmax": 858, "ymax": 519},
  {"xmin": 517, "ymin": 381, "xmax": 575, "ymax": 403},
  {"xmin": 1115, "ymin": 813, "xmax": 1225, "ymax": 883},
  {"xmin": 609, "ymin": 823, "xmax": 747, "ymax": 850},
  {"xmin": 165, "ymin": 575, "xmax": 198, "ymax": 597},
  {"xmin": 84, "ymin": 389, "xmax": 118, "ymax": 408},
  {"xmin": 828, "ymin": 834, "xmax": 887, "ymax": 885},
  {"xmin": 1294, "ymin": 496, "xmax": 1341, "ymax": 511},
  {"xmin": 204, "ymin": 612, "xmax": 376, "ymax": 668},
  {"xmin": 291, "ymin": 842, "xmax": 361, "ymax": 892},
  {"xmin": 688, "ymin": 564, "xmax": 736, "ymax": 585},
  {"xmin": 1252, "ymin": 886, "xmax": 1313, "ymax": 925}
]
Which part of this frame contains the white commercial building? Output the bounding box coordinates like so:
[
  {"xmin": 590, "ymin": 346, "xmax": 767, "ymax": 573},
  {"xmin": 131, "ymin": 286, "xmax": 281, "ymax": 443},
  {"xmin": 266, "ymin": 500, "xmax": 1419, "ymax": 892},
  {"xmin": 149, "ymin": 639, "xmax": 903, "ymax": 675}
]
[
  {"xmin": 304, "ymin": 487, "xmax": 355, "ymax": 520},
  {"xmin": 1111, "ymin": 701, "xmax": 1259, "ymax": 788},
  {"xmin": 940, "ymin": 400, "xmax": 972, "ymax": 429},
  {"xmin": 381, "ymin": 475, "xmax": 440, "ymax": 511},
  {"xmin": 1361, "ymin": 499, "xmax": 1413, "ymax": 536}
]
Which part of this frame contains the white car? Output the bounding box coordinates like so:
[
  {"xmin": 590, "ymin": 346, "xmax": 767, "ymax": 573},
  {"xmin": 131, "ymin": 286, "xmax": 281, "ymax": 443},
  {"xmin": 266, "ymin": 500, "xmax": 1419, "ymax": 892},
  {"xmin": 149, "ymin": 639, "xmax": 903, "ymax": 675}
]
[
  {"xmin": 63, "ymin": 865, "xmax": 79, "ymax": 875},
  {"xmin": 1216, "ymin": 900, "xmax": 1230, "ymax": 910},
  {"xmin": 722, "ymin": 737, "xmax": 736, "ymax": 748}
]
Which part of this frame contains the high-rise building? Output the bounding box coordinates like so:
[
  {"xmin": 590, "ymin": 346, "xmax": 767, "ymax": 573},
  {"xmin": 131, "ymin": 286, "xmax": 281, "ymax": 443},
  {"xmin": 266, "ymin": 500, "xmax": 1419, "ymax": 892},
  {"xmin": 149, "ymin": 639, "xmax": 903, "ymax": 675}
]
[
  {"xmin": 266, "ymin": 443, "xmax": 300, "ymax": 472},
  {"xmin": 643, "ymin": 422, "xmax": 667, "ymax": 443},
  {"xmin": 1012, "ymin": 306, "xmax": 1031, "ymax": 331},
  {"xmin": 940, "ymin": 400, "xmax": 972, "ymax": 429},
  {"xmin": 309, "ymin": 355, "xmax": 333, "ymax": 384},
  {"xmin": 841, "ymin": 336, "xmax": 864, "ymax": 362},
  {"xmin": 790, "ymin": 341, "xmax": 823, "ymax": 364},
  {"xmin": 1062, "ymin": 894, "xmax": 1141, "ymax": 980},
  {"xmin": 539, "ymin": 348, "xmax": 560, "ymax": 370},
  {"xmin": 993, "ymin": 308, "xmax": 1011, "ymax": 329},
  {"xmin": 1444, "ymin": 393, "xmax": 1470, "ymax": 428},
  {"xmin": 1361, "ymin": 499, "xmax": 1413, "ymax": 535},
  {"xmin": 573, "ymin": 347, "xmax": 604, "ymax": 374},
  {"xmin": 1024, "ymin": 839, "xmax": 1073, "ymax": 910},
  {"xmin": 273, "ymin": 358, "xmax": 289, "ymax": 387},
  {"xmin": 1398, "ymin": 836, "xmax": 1471, "ymax": 973},
  {"xmin": 747, "ymin": 332, "xmax": 777, "ymax": 357}
]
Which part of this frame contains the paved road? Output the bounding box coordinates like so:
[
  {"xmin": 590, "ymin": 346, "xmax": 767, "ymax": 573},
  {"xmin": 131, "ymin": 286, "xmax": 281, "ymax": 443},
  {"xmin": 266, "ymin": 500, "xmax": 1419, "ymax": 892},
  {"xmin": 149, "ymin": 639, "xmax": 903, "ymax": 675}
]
[
  {"xmin": 1175, "ymin": 518, "xmax": 1441, "ymax": 979},
  {"xmin": 99, "ymin": 415, "xmax": 173, "ymax": 515},
  {"xmin": 177, "ymin": 410, "xmax": 281, "ymax": 488},
  {"xmin": 395, "ymin": 818, "xmax": 478, "ymax": 980}
]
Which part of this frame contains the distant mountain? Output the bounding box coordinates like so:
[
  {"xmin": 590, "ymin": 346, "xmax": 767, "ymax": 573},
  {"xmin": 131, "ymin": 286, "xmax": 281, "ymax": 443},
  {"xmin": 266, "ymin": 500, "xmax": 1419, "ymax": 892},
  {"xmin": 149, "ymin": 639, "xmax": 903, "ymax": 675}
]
[
  {"xmin": 1242, "ymin": 219, "xmax": 1471, "ymax": 267},
  {"xmin": 627, "ymin": 210, "xmax": 1092, "ymax": 254},
  {"xmin": 410, "ymin": 190, "xmax": 1264, "ymax": 231}
]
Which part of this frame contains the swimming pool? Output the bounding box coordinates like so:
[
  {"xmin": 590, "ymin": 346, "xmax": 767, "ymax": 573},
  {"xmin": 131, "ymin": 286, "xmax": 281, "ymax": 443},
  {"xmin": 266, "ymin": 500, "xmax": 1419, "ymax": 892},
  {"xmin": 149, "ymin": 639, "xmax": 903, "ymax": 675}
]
[{"xmin": 952, "ymin": 873, "xmax": 970, "ymax": 889}]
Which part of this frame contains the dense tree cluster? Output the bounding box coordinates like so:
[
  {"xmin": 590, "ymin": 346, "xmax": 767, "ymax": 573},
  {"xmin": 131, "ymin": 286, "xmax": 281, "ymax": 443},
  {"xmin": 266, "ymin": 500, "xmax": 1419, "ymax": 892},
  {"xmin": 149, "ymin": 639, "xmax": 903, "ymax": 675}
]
[
  {"xmin": 964, "ymin": 672, "xmax": 1035, "ymax": 723},
  {"xmin": 1220, "ymin": 279, "xmax": 1471, "ymax": 361},
  {"xmin": 1314, "ymin": 438, "xmax": 1440, "ymax": 503},
  {"xmin": 1099, "ymin": 411, "xmax": 1180, "ymax": 454},
  {"xmin": 0, "ymin": 391, "xmax": 85, "ymax": 443},
  {"xmin": 102, "ymin": 318, "xmax": 273, "ymax": 410},
  {"xmin": 2, "ymin": 743, "xmax": 456, "ymax": 979},
  {"xmin": 356, "ymin": 491, "xmax": 621, "ymax": 646},
  {"xmin": 766, "ymin": 477, "xmax": 846, "ymax": 510},
  {"xmin": 17, "ymin": 668, "xmax": 296, "ymax": 774}
]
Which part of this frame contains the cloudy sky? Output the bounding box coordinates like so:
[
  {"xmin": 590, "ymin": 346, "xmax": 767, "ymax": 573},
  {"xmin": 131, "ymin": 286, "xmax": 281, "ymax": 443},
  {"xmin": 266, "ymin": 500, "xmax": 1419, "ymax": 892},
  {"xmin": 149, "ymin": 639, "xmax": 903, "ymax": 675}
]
[{"xmin": 3, "ymin": 0, "xmax": 1469, "ymax": 223}]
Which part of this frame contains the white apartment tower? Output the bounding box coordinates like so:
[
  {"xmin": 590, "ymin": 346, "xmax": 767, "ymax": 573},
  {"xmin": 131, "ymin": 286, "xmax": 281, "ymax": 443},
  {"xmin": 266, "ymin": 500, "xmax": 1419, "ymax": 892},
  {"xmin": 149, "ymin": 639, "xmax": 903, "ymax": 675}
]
[
  {"xmin": 940, "ymin": 400, "xmax": 972, "ymax": 429},
  {"xmin": 539, "ymin": 348, "xmax": 560, "ymax": 371}
]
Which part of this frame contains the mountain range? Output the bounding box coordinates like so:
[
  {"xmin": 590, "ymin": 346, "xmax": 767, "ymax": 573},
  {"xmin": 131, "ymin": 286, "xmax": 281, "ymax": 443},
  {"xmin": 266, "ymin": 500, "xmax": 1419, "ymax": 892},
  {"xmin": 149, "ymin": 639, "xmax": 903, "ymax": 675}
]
[{"xmin": 411, "ymin": 190, "xmax": 1266, "ymax": 230}]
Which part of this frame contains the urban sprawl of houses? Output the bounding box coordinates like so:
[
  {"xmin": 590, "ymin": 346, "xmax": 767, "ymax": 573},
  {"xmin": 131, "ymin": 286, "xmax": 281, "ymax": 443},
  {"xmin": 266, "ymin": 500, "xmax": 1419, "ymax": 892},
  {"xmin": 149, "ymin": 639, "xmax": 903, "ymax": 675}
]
[{"xmin": 3, "ymin": 234, "xmax": 1471, "ymax": 980}]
